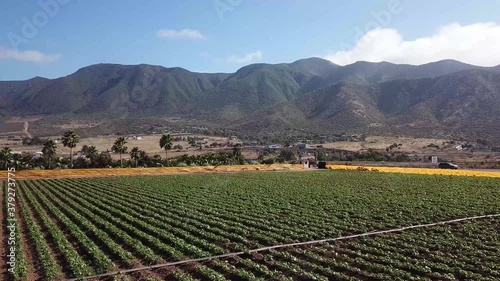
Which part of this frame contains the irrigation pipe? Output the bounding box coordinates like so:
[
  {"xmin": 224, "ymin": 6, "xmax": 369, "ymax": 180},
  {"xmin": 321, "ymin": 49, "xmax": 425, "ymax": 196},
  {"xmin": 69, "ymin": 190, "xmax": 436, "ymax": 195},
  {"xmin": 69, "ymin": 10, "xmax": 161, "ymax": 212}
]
[{"xmin": 67, "ymin": 213, "xmax": 500, "ymax": 281}]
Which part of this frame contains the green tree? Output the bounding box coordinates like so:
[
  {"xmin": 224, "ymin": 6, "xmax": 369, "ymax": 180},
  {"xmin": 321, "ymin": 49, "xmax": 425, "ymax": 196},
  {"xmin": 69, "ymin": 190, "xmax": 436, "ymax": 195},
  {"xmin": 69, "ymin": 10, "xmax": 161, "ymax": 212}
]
[
  {"xmin": 42, "ymin": 140, "xmax": 58, "ymax": 169},
  {"xmin": 85, "ymin": 146, "xmax": 99, "ymax": 168},
  {"xmin": 10, "ymin": 153, "xmax": 24, "ymax": 170},
  {"xmin": 188, "ymin": 136, "xmax": 197, "ymax": 148},
  {"xmin": 159, "ymin": 134, "xmax": 173, "ymax": 162},
  {"xmin": 111, "ymin": 137, "xmax": 128, "ymax": 167},
  {"xmin": 279, "ymin": 149, "xmax": 297, "ymax": 162},
  {"xmin": 62, "ymin": 130, "xmax": 80, "ymax": 168},
  {"xmin": 232, "ymin": 143, "xmax": 242, "ymax": 157},
  {"xmin": 316, "ymin": 151, "xmax": 327, "ymax": 161},
  {"xmin": 97, "ymin": 152, "xmax": 114, "ymax": 168},
  {"xmin": 19, "ymin": 152, "xmax": 34, "ymax": 170},
  {"xmin": 257, "ymin": 154, "xmax": 264, "ymax": 162},
  {"xmin": 0, "ymin": 147, "xmax": 13, "ymax": 169},
  {"xmin": 81, "ymin": 145, "xmax": 91, "ymax": 155},
  {"xmin": 130, "ymin": 147, "xmax": 141, "ymax": 167},
  {"xmin": 139, "ymin": 150, "xmax": 148, "ymax": 166}
]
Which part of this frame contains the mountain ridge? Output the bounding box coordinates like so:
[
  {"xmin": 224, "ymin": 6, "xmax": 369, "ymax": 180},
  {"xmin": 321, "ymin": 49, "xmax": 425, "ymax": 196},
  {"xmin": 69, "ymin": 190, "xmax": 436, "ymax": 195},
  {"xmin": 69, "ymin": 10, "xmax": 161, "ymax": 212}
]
[
  {"xmin": 230, "ymin": 69, "xmax": 500, "ymax": 140},
  {"xmin": 1, "ymin": 58, "xmax": 499, "ymax": 141}
]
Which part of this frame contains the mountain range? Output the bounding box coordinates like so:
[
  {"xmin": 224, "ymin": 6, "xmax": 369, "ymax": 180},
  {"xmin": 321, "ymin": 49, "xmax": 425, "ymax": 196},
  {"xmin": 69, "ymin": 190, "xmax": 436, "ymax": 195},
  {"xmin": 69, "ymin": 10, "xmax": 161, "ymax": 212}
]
[{"xmin": 1, "ymin": 58, "xmax": 499, "ymax": 141}]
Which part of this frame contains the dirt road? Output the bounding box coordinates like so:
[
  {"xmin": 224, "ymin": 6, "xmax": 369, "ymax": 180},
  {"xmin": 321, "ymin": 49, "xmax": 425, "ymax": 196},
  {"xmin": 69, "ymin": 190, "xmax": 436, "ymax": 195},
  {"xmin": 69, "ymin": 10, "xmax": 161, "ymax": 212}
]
[{"xmin": 0, "ymin": 164, "xmax": 305, "ymax": 180}]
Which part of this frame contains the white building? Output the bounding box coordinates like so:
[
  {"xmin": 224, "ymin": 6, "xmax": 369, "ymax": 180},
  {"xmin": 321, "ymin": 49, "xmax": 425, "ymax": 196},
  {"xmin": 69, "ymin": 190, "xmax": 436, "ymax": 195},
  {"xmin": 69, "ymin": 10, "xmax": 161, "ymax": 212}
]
[
  {"xmin": 32, "ymin": 152, "xmax": 43, "ymax": 159},
  {"xmin": 265, "ymin": 144, "xmax": 282, "ymax": 149}
]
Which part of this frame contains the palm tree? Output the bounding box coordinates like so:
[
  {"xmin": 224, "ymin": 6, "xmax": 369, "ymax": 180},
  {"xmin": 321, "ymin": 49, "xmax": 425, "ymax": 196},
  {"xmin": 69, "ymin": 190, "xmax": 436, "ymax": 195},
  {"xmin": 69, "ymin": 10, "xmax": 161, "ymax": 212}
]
[
  {"xmin": 0, "ymin": 147, "xmax": 12, "ymax": 170},
  {"xmin": 62, "ymin": 130, "xmax": 80, "ymax": 168},
  {"xmin": 11, "ymin": 153, "xmax": 23, "ymax": 170},
  {"xmin": 20, "ymin": 152, "xmax": 34, "ymax": 170},
  {"xmin": 159, "ymin": 134, "xmax": 173, "ymax": 163},
  {"xmin": 111, "ymin": 137, "xmax": 128, "ymax": 167},
  {"xmin": 233, "ymin": 143, "xmax": 242, "ymax": 157},
  {"xmin": 139, "ymin": 150, "xmax": 148, "ymax": 167},
  {"xmin": 130, "ymin": 147, "xmax": 140, "ymax": 167},
  {"xmin": 42, "ymin": 140, "xmax": 57, "ymax": 169},
  {"xmin": 85, "ymin": 146, "xmax": 99, "ymax": 168}
]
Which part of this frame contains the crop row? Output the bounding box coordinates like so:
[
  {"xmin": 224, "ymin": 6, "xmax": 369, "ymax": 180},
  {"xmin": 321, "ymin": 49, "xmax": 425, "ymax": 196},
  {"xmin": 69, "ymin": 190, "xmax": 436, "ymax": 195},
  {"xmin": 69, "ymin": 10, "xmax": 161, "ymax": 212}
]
[{"xmin": 3, "ymin": 171, "xmax": 499, "ymax": 280}]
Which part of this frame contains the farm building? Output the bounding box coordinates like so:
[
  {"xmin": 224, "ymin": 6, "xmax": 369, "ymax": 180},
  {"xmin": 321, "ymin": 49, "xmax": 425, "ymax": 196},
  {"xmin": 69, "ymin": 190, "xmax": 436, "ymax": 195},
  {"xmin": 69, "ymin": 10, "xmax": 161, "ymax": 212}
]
[
  {"xmin": 265, "ymin": 144, "xmax": 282, "ymax": 149},
  {"xmin": 300, "ymin": 154, "xmax": 316, "ymax": 168}
]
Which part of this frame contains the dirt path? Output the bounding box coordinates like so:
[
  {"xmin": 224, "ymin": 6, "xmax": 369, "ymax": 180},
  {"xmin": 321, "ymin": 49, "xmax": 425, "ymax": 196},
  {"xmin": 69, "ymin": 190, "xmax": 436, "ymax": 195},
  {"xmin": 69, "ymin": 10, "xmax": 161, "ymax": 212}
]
[{"xmin": 22, "ymin": 122, "xmax": 32, "ymax": 138}]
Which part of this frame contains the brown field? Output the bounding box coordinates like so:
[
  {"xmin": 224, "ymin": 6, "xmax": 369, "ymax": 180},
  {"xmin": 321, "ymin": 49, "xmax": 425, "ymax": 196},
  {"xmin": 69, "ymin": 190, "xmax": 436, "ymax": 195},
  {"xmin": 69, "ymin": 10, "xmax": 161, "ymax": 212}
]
[
  {"xmin": 0, "ymin": 134, "xmax": 239, "ymax": 159},
  {"xmin": 317, "ymin": 136, "xmax": 451, "ymax": 152},
  {"xmin": 2, "ymin": 133, "xmax": 498, "ymax": 164},
  {"xmin": 0, "ymin": 122, "xmax": 24, "ymax": 135},
  {"xmin": 0, "ymin": 116, "xmax": 41, "ymax": 137},
  {"xmin": 67, "ymin": 134, "xmax": 231, "ymax": 156},
  {"xmin": 318, "ymin": 135, "xmax": 500, "ymax": 166},
  {"xmin": 0, "ymin": 164, "xmax": 304, "ymax": 180},
  {"xmin": 60, "ymin": 121, "xmax": 103, "ymax": 129}
]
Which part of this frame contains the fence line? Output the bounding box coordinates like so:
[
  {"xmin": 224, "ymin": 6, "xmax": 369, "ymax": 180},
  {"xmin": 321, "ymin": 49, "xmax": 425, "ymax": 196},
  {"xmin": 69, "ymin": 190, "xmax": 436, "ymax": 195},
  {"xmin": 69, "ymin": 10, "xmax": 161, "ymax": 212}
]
[{"xmin": 67, "ymin": 213, "xmax": 500, "ymax": 281}]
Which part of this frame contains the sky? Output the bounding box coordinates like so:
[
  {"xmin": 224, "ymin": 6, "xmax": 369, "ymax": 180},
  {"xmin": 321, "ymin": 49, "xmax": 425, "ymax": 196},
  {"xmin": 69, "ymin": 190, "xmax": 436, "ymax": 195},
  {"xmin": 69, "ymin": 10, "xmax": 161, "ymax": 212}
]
[{"xmin": 0, "ymin": 0, "xmax": 500, "ymax": 80}]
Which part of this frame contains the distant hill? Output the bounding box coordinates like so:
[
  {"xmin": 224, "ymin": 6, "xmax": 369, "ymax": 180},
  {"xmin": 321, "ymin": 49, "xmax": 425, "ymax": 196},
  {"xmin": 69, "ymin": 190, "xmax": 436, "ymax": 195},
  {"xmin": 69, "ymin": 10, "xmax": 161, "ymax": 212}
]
[
  {"xmin": 0, "ymin": 58, "xmax": 499, "ymax": 140},
  {"xmin": 2, "ymin": 64, "xmax": 230, "ymax": 117},
  {"xmin": 232, "ymin": 69, "xmax": 500, "ymax": 140}
]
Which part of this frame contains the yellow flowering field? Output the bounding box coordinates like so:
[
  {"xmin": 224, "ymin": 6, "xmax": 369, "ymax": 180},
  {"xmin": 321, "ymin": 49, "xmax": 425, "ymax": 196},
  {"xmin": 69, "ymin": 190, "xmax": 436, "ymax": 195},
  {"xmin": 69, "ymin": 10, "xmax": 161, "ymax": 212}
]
[{"xmin": 327, "ymin": 164, "xmax": 500, "ymax": 178}]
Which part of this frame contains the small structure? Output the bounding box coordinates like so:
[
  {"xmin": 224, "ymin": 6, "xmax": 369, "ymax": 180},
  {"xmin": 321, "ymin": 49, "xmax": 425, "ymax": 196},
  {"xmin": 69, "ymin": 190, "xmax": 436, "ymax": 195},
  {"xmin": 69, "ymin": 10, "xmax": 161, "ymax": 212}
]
[
  {"xmin": 431, "ymin": 156, "xmax": 438, "ymax": 164},
  {"xmin": 296, "ymin": 143, "xmax": 310, "ymax": 150},
  {"xmin": 74, "ymin": 151, "xmax": 86, "ymax": 159},
  {"xmin": 32, "ymin": 152, "xmax": 43, "ymax": 159},
  {"xmin": 300, "ymin": 154, "xmax": 316, "ymax": 168},
  {"xmin": 265, "ymin": 144, "xmax": 282, "ymax": 149}
]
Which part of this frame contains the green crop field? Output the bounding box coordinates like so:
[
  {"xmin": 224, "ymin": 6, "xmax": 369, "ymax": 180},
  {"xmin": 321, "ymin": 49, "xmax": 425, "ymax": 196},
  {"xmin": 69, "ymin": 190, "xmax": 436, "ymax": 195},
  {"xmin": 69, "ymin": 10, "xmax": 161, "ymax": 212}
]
[{"xmin": 2, "ymin": 171, "xmax": 500, "ymax": 281}]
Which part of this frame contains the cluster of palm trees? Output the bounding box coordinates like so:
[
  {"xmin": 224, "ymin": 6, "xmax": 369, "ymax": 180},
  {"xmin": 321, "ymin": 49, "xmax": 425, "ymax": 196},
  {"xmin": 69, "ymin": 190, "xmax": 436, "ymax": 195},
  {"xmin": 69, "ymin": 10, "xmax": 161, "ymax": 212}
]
[
  {"xmin": 0, "ymin": 147, "xmax": 13, "ymax": 170},
  {"xmin": 0, "ymin": 131, "xmax": 246, "ymax": 170}
]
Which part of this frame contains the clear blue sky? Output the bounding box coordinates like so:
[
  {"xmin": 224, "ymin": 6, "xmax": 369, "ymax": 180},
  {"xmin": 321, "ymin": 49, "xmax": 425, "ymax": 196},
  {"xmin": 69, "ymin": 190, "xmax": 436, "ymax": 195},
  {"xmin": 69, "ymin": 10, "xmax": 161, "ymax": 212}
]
[{"xmin": 1, "ymin": 0, "xmax": 499, "ymax": 80}]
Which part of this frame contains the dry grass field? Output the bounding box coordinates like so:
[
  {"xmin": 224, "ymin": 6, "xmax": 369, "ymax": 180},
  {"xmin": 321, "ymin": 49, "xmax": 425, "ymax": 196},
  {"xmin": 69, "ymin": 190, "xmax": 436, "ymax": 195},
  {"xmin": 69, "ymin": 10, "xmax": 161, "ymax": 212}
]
[
  {"xmin": 318, "ymin": 136, "xmax": 500, "ymax": 166},
  {"xmin": 1, "ymin": 132, "xmax": 498, "ymax": 164},
  {"xmin": 0, "ymin": 134, "xmax": 234, "ymax": 158},
  {"xmin": 317, "ymin": 136, "xmax": 451, "ymax": 152},
  {"xmin": 0, "ymin": 164, "xmax": 304, "ymax": 180}
]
